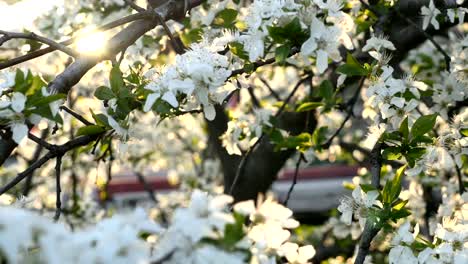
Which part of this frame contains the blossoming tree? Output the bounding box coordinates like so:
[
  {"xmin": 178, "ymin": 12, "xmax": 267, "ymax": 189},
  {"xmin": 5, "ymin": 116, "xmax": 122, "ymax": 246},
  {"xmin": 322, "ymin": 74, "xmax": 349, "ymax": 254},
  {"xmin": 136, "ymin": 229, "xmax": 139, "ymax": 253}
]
[{"xmin": 0, "ymin": 0, "xmax": 466, "ymax": 263}]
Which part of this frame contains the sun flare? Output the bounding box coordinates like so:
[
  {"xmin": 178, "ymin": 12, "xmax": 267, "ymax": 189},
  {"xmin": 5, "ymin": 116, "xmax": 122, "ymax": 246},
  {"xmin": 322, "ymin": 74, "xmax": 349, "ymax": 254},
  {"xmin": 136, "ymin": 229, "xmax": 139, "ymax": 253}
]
[{"xmin": 75, "ymin": 31, "xmax": 108, "ymax": 55}]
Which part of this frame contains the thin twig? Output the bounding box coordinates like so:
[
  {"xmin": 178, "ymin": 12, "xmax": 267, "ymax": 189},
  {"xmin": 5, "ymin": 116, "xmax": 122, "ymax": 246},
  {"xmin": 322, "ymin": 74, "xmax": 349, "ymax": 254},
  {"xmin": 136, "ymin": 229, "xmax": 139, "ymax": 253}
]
[
  {"xmin": 0, "ymin": 134, "xmax": 102, "ymax": 195},
  {"xmin": 152, "ymin": 12, "xmax": 185, "ymax": 54},
  {"xmin": 321, "ymin": 77, "xmax": 365, "ymax": 149},
  {"xmin": 60, "ymin": 106, "xmax": 93, "ymax": 126},
  {"xmin": 259, "ymin": 77, "xmax": 280, "ymax": 100},
  {"xmin": 228, "ymin": 77, "xmax": 310, "ymax": 195},
  {"xmin": 54, "ymin": 155, "xmax": 63, "ymax": 221},
  {"xmin": 124, "ymin": 0, "xmax": 146, "ymax": 12},
  {"xmin": 0, "ymin": 30, "xmax": 79, "ymax": 57},
  {"xmin": 135, "ymin": 171, "xmax": 157, "ymax": 203},
  {"xmin": 0, "ymin": 12, "xmax": 152, "ymax": 70},
  {"xmin": 394, "ymin": 11, "xmax": 451, "ymax": 71},
  {"xmin": 23, "ymin": 129, "xmax": 49, "ymax": 195},
  {"xmin": 283, "ymin": 153, "xmax": 304, "ymax": 206},
  {"xmin": 229, "ymin": 48, "xmax": 300, "ymax": 78},
  {"xmin": 28, "ymin": 133, "xmax": 55, "ymax": 150},
  {"xmin": 452, "ymin": 154, "xmax": 465, "ymax": 194}
]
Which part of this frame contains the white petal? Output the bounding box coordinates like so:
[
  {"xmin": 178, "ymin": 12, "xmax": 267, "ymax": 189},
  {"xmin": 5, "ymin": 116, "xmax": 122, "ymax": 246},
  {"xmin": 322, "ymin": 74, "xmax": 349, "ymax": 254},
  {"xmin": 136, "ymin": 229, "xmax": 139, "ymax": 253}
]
[
  {"xmin": 143, "ymin": 93, "xmax": 159, "ymax": 112},
  {"xmin": 316, "ymin": 49, "xmax": 329, "ymax": 74},
  {"xmin": 391, "ymin": 97, "xmax": 405, "ymax": 108},
  {"xmin": 161, "ymin": 91, "xmax": 179, "ymax": 108},
  {"xmin": 203, "ymin": 104, "xmax": 216, "ymax": 121},
  {"xmin": 11, "ymin": 123, "xmax": 28, "ymax": 144},
  {"xmin": 11, "ymin": 92, "xmax": 26, "ymax": 113},
  {"xmin": 300, "ymin": 37, "xmax": 317, "ymax": 56}
]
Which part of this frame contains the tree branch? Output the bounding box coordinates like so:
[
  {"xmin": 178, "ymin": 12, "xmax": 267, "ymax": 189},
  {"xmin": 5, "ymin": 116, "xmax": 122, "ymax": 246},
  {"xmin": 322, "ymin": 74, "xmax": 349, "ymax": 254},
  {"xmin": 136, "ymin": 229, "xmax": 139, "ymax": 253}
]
[
  {"xmin": 228, "ymin": 76, "xmax": 311, "ymax": 196},
  {"xmin": 0, "ymin": 133, "xmax": 102, "ymax": 196},
  {"xmin": 354, "ymin": 142, "xmax": 381, "ymax": 264}
]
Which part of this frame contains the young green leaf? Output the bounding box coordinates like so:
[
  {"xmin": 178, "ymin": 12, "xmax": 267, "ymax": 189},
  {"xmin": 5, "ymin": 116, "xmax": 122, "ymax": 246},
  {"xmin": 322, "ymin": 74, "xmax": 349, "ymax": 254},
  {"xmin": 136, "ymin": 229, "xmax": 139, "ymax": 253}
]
[
  {"xmin": 296, "ymin": 102, "xmax": 323, "ymax": 112},
  {"xmin": 77, "ymin": 125, "xmax": 107, "ymax": 136},
  {"xmin": 110, "ymin": 66, "xmax": 125, "ymax": 94},
  {"xmin": 95, "ymin": 86, "xmax": 115, "ymax": 101},
  {"xmin": 411, "ymin": 114, "xmax": 437, "ymax": 138}
]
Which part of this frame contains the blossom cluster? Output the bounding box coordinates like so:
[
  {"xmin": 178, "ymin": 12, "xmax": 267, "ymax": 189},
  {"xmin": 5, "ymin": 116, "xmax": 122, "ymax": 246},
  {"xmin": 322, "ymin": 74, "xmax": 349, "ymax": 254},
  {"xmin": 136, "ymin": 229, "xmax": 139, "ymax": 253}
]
[
  {"xmin": 0, "ymin": 69, "xmax": 62, "ymax": 144},
  {"xmin": 153, "ymin": 190, "xmax": 315, "ymax": 264},
  {"xmin": 221, "ymin": 108, "xmax": 273, "ymax": 155},
  {"xmin": 143, "ymin": 43, "xmax": 233, "ymax": 121},
  {"xmin": 0, "ymin": 190, "xmax": 315, "ymax": 264},
  {"xmin": 0, "ymin": 206, "xmax": 161, "ymax": 264},
  {"xmin": 389, "ymin": 191, "xmax": 468, "ymax": 264}
]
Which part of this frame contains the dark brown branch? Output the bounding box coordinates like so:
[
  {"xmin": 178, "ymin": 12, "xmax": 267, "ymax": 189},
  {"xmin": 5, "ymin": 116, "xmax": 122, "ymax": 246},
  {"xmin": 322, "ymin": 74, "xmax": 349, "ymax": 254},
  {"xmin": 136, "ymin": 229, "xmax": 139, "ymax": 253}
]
[
  {"xmin": 259, "ymin": 77, "xmax": 280, "ymax": 100},
  {"xmin": 283, "ymin": 153, "xmax": 304, "ymax": 206},
  {"xmin": 229, "ymin": 48, "xmax": 300, "ymax": 78},
  {"xmin": 394, "ymin": 10, "xmax": 451, "ymax": 71},
  {"xmin": 135, "ymin": 171, "xmax": 157, "ymax": 203},
  {"xmin": 0, "ymin": 133, "xmax": 102, "ymax": 196},
  {"xmin": 152, "ymin": 12, "xmax": 185, "ymax": 54},
  {"xmin": 354, "ymin": 142, "xmax": 381, "ymax": 264},
  {"xmin": 28, "ymin": 132, "xmax": 55, "ymax": 150},
  {"xmin": 60, "ymin": 106, "xmax": 93, "ymax": 126},
  {"xmin": 23, "ymin": 129, "xmax": 49, "ymax": 195},
  {"xmin": 54, "ymin": 155, "xmax": 63, "ymax": 221}
]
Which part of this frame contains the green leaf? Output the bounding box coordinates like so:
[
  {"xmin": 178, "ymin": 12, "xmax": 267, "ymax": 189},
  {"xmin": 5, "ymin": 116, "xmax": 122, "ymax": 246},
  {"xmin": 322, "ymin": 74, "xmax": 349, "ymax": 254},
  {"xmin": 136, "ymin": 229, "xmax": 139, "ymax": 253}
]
[
  {"xmin": 390, "ymin": 164, "xmax": 407, "ymax": 202},
  {"xmin": 269, "ymin": 129, "xmax": 284, "ymax": 144},
  {"xmin": 110, "ymin": 66, "xmax": 125, "ymax": 94},
  {"xmin": 392, "ymin": 199, "xmax": 408, "ymax": 210},
  {"xmin": 319, "ymin": 80, "xmax": 334, "ymax": 101},
  {"xmin": 180, "ymin": 27, "xmax": 203, "ymax": 46},
  {"xmin": 382, "ymin": 146, "xmax": 402, "ymax": 160},
  {"xmin": 411, "ymin": 114, "xmax": 437, "ymax": 138},
  {"xmin": 90, "ymin": 109, "xmax": 109, "ymax": 127},
  {"xmin": 391, "ymin": 208, "xmax": 411, "ymax": 220},
  {"xmin": 229, "ymin": 42, "xmax": 249, "ymax": 61},
  {"xmin": 213, "ymin": 8, "xmax": 238, "ymax": 28},
  {"xmin": 14, "ymin": 69, "xmax": 25, "ymax": 87},
  {"xmin": 30, "ymin": 105, "xmax": 63, "ymax": 124},
  {"xmin": 336, "ymin": 63, "xmax": 368, "ymax": 76},
  {"xmin": 312, "ymin": 126, "xmax": 328, "ymax": 149},
  {"xmin": 460, "ymin": 128, "xmax": 468, "ymax": 137},
  {"xmin": 275, "ymin": 44, "xmax": 291, "ymax": 65},
  {"xmin": 27, "ymin": 94, "xmax": 66, "ymax": 109},
  {"xmin": 77, "ymin": 125, "xmax": 107, "ymax": 136},
  {"xmin": 267, "ymin": 18, "xmax": 307, "ymax": 45},
  {"xmin": 275, "ymin": 133, "xmax": 312, "ymax": 151},
  {"xmin": 360, "ymin": 183, "xmax": 377, "ymax": 192},
  {"xmin": 406, "ymin": 147, "xmax": 426, "ymax": 160},
  {"xmin": 399, "ymin": 117, "xmax": 409, "ymax": 141},
  {"xmin": 346, "ymin": 53, "xmax": 363, "ymax": 68},
  {"xmin": 95, "ymin": 86, "xmax": 115, "ymax": 101},
  {"xmin": 296, "ymin": 102, "xmax": 323, "ymax": 112},
  {"xmin": 222, "ymin": 213, "xmax": 245, "ymax": 249}
]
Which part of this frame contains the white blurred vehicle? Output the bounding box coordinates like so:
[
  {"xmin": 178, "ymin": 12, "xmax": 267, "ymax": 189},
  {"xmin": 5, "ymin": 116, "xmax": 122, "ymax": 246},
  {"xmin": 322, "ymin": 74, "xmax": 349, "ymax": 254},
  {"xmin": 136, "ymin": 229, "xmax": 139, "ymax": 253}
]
[
  {"xmin": 103, "ymin": 165, "xmax": 358, "ymax": 212},
  {"xmin": 273, "ymin": 165, "xmax": 358, "ymax": 213}
]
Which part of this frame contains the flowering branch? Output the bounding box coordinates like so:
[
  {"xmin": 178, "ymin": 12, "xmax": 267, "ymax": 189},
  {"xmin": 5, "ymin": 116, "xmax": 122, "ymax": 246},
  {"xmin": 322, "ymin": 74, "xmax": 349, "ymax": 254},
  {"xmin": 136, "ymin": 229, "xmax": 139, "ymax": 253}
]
[{"xmin": 354, "ymin": 142, "xmax": 382, "ymax": 264}]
